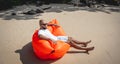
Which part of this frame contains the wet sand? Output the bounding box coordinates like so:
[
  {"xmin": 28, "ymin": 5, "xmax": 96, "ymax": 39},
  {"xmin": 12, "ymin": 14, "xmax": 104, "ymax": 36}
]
[{"xmin": 0, "ymin": 9, "xmax": 120, "ymax": 64}]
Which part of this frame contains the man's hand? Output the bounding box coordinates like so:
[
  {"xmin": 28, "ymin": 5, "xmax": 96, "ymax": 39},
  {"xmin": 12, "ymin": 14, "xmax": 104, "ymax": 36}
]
[
  {"xmin": 53, "ymin": 24, "xmax": 60, "ymax": 27},
  {"xmin": 47, "ymin": 23, "xmax": 60, "ymax": 27}
]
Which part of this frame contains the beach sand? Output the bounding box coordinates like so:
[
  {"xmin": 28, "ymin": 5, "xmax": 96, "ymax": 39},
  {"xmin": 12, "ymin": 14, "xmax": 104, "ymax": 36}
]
[{"xmin": 0, "ymin": 7, "xmax": 120, "ymax": 64}]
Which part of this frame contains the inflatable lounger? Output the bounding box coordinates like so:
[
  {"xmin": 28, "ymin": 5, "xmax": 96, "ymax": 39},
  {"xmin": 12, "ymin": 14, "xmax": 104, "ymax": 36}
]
[{"xmin": 32, "ymin": 19, "xmax": 70, "ymax": 60}]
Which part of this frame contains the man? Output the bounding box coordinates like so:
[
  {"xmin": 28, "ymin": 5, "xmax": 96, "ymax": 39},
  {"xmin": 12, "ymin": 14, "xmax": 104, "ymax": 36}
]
[{"xmin": 38, "ymin": 19, "xmax": 94, "ymax": 54}]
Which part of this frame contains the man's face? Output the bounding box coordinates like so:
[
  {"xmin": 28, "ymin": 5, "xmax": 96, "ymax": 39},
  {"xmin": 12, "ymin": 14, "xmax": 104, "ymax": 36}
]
[
  {"xmin": 40, "ymin": 20, "xmax": 44, "ymax": 25},
  {"xmin": 41, "ymin": 24, "xmax": 47, "ymax": 29},
  {"xmin": 39, "ymin": 20, "xmax": 47, "ymax": 29}
]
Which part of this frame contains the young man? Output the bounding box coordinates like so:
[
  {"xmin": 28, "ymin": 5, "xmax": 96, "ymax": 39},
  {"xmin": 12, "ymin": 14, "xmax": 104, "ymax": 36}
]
[{"xmin": 38, "ymin": 20, "xmax": 94, "ymax": 54}]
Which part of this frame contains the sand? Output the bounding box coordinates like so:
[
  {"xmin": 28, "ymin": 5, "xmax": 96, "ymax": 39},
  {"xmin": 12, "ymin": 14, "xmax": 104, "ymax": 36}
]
[{"xmin": 0, "ymin": 5, "xmax": 120, "ymax": 64}]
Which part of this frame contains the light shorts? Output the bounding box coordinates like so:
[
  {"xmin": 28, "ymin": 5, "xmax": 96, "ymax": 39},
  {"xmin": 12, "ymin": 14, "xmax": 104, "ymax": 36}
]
[
  {"xmin": 57, "ymin": 36, "xmax": 68, "ymax": 42},
  {"xmin": 38, "ymin": 29, "xmax": 68, "ymax": 42}
]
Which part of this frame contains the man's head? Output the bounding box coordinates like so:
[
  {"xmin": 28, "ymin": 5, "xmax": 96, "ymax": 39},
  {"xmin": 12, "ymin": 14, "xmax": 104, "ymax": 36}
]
[
  {"xmin": 39, "ymin": 19, "xmax": 47, "ymax": 29},
  {"xmin": 39, "ymin": 19, "xmax": 44, "ymax": 25}
]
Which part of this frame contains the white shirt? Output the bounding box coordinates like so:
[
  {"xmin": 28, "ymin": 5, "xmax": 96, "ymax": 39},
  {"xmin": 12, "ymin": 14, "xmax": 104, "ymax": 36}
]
[
  {"xmin": 38, "ymin": 29, "xmax": 58, "ymax": 41},
  {"xmin": 38, "ymin": 29, "xmax": 68, "ymax": 42}
]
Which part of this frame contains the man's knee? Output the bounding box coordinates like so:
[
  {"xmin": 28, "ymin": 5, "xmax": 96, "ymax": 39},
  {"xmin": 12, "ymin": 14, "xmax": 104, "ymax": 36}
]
[{"xmin": 68, "ymin": 37, "xmax": 72, "ymax": 40}]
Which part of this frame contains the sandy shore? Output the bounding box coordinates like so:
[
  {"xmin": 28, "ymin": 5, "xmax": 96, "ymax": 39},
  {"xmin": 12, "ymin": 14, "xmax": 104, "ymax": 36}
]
[{"xmin": 0, "ymin": 6, "xmax": 120, "ymax": 64}]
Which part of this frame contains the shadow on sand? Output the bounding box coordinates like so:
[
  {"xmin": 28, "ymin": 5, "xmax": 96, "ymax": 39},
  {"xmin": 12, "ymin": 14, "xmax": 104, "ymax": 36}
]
[
  {"xmin": 15, "ymin": 42, "xmax": 87, "ymax": 64},
  {"xmin": 15, "ymin": 42, "xmax": 58, "ymax": 64}
]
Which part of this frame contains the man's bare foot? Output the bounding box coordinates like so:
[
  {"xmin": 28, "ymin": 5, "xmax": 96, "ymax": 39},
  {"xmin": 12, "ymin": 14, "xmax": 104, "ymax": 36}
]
[
  {"xmin": 84, "ymin": 47, "xmax": 94, "ymax": 54},
  {"xmin": 85, "ymin": 40, "xmax": 91, "ymax": 44},
  {"xmin": 87, "ymin": 47, "xmax": 94, "ymax": 51},
  {"xmin": 81, "ymin": 40, "xmax": 91, "ymax": 47}
]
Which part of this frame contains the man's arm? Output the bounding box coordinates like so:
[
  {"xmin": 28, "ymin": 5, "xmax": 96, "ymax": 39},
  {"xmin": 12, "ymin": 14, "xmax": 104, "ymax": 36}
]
[
  {"xmin": 45, "ymin": 23, "xmax": 59, "ymax": 27},
  {"xmin": 38, "ymin": 34, "xmax": 57, "ymax": 43},
  {"xmin": 38, "ymin": 34, "xmax": 50, "ymax": 40}
]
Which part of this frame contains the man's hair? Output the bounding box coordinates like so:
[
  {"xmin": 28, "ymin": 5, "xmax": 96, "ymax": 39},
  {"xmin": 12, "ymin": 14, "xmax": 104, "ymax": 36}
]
[
  {"xmin": 39, "ymin": 19, "xmax": 44, "ymax": 25},
  {"xmin": 39, "ymin": 19, "xmax": 47, "ymax": 29}
]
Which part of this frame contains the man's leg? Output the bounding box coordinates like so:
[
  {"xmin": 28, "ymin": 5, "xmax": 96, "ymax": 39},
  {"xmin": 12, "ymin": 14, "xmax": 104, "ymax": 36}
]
[
  {"xmin": 68, "ymin": 37, "xmax": 91, "ymax": 47},
  {"xmin": 67, "ymin": 40, "xmax": 94, "ymax": 51}
]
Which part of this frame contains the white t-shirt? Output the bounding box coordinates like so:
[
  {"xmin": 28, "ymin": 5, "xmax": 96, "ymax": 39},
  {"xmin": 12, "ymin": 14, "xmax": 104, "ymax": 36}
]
[{"xmin": 38, "ymin": 29, "xmax": 68, "ymax": 42}]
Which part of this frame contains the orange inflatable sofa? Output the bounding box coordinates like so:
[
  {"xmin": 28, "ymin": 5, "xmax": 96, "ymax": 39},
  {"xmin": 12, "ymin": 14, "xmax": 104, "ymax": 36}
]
[{"xmin": 32, "ymin": 19, "xmax": 70, "ymax": 60}]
